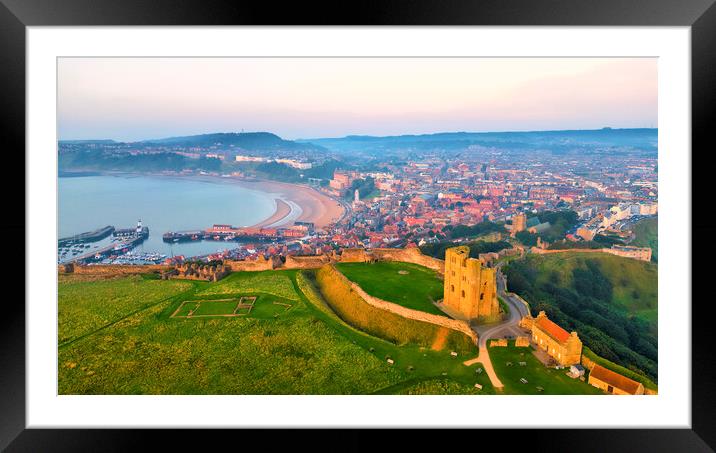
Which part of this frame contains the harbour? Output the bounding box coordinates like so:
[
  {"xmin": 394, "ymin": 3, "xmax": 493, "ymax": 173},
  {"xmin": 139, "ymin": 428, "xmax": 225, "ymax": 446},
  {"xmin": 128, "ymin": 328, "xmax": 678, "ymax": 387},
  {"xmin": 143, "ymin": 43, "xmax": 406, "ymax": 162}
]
[{"xmin": 59, "ymin": 174, "xmax": 343, "ymax": 260}]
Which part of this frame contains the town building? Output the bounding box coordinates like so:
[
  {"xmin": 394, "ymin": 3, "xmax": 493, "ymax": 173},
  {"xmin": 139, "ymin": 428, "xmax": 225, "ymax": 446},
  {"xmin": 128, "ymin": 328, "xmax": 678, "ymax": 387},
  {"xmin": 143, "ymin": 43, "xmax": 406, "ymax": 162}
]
[
  {"xmin": 443, "ymin": 246, "xmax": 499, "ymax": 322},
  {"xmin": 588, "ymin": 364, "xmax": 645, "ymax": 395},
  {"xmin": 530, "ymin": 311, "xmax": 583, "ymax": 366}
]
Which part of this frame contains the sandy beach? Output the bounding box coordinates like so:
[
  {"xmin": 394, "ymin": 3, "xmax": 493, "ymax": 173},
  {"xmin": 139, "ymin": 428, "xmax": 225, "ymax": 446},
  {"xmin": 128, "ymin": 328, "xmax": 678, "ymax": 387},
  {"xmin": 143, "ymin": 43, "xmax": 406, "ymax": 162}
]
[
  {"xmin": 250, "ymin": 198, "xmax": 292, "ymax": 228},
  {"xmin": 237, "ymin": 178, "xmax": 346, "ymax": 229},
  {"xmin": 89, "ymin": 170, "xmax": 346, "ymax": 230}
]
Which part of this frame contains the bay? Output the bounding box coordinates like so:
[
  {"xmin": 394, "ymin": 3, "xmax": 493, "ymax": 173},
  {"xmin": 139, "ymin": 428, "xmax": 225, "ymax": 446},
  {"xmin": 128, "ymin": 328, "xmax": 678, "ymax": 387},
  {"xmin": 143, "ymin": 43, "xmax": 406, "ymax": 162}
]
[{"xmin": 58, "ymin": 174, "xmax": 278, "ymax": 258}]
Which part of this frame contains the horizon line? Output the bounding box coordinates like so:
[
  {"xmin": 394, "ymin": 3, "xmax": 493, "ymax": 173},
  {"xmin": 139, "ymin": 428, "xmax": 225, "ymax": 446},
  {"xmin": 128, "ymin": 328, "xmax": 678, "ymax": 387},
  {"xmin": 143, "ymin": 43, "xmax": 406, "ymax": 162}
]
[{"xmin": 58, "ymin": 125, "xmax": 658, "ymax": 143}]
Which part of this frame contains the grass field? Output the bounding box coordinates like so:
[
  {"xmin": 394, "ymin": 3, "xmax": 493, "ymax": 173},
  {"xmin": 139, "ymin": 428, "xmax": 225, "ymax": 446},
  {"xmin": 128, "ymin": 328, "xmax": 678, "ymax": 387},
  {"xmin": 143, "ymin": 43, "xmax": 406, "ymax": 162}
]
[
  {"xmin": 58, "ymin": 275, "xmax": 192, "ymax": 345},
  {"xmin": 59, "ymin": 266, "xmax": 615, "ymax": 395},
  {"xmin": 59, "ymin": 268, "xmax": 496, "ymax": 394},
  {"xmin": 197, "ymin": 271, "xmax": 300, "ymax": 301},
  {"xmin": 489, "ymin": 341, "xmax": 602, "ymax": 395},
  {"xmin": 336, "ymin": 261, "xmax": 446, "ymax": 316},
  {"xmin": 631, "ymin": 217, "xmax": 658, "ymax": 263},
  {"xmin": 171, "ymin": 295, "xmax": 293, "ymax": 319},
  {"xmin": 59, "ymin": 270, "xmax": 408, "ymax": 394}
]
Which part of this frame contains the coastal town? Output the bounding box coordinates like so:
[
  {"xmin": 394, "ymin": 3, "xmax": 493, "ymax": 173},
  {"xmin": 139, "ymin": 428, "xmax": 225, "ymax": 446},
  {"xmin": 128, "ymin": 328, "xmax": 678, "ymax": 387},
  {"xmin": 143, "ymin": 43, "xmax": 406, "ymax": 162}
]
[
  {"xmin": 59, "ymin": 134, "xmax": 657, "ymax": 267},
  {"xmin": 55, "ymin": 57, "xmax": 660, "ymax": 400}
]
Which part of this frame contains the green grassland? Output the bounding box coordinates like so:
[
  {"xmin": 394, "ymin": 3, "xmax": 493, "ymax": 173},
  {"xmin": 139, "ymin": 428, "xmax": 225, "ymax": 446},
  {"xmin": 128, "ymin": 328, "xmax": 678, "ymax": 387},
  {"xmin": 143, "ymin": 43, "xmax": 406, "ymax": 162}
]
[
  {"xmin": 335, "ymin": 261, "xmax": 445, "ymax": 316},
  {"xmin": 504, "ymin": 252, "xmax": 658, "ymax": 382},
  {"xmin": 59, "ymin": 264, "xmax": 609, "ymax": 395},
  {"xmin": 172, "ymin": 295, "xmax": 294, "ymax": 319},
  {"xmin": 59, "ymin": 269, "xmax": 489, "ymax": 394},
  {"xmin": 394, "ymin": 378, "xmax": 484, "ymax": 395},
  {"xmin": 59, "ymin": 270, "xmax": 407, "ymax": 394},
  {"xmin": 197, "ymin": 271, "xmax": 300, "ymax": 300},
  {"xmin": 631, "ymin": 217, "xmax": 658, "ymax": 262},
  {"xmin": 489, "ymin": 341, "xmax": 602, "ymax": 395},
  {"xmin": 58, "ymin": 275, "xmax": 192, "ymax": 345}
]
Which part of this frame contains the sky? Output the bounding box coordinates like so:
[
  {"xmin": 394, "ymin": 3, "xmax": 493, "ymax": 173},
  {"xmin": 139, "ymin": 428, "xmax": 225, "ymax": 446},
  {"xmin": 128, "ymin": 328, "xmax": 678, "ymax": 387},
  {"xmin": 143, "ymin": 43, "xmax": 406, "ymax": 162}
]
[{"xmin": 58, "ymin": 57, "xmax": 657, "ymax": 141}]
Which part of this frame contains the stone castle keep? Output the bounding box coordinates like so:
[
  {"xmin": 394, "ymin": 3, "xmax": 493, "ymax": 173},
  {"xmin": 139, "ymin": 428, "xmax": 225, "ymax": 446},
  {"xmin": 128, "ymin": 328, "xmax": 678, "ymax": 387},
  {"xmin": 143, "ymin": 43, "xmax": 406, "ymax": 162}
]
[{"xmin": 443, "ymin": 246, "xmax": 499, "ymax": 322}]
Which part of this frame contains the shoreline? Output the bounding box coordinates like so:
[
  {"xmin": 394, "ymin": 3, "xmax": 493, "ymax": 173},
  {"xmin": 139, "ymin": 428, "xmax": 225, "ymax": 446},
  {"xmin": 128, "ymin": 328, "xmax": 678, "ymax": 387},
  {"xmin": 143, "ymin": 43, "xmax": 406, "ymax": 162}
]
[
  {"xmin": 251, "ymin": 198, "xmax": 292, "ymax": 228},
  {"xmin": 63, "ymin": 170, "xmax": 346, "ymax": 230}
]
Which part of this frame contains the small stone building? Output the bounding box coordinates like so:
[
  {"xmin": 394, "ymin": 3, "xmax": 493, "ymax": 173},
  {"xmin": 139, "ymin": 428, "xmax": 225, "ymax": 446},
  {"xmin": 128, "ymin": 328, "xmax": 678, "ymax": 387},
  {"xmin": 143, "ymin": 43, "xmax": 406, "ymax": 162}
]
[
  {"xmin": 530, "ymin": 311, "xmax": 582, "ymax": 366},
  {"xmin": 588, "ymin": 364, "xmax": 645, "ymax": 395}
]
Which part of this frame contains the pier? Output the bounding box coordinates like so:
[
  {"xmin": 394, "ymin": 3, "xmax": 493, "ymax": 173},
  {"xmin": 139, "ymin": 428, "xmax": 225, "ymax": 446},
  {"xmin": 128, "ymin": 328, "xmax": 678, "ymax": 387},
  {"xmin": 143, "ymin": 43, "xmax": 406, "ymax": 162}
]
[
  {"xmin": 58, "ymin": 225, "xmax": 114, "ymax": 246},
  {"xmin": 163, "ymin": 223, "xmax": 309, "ymax": 244}
]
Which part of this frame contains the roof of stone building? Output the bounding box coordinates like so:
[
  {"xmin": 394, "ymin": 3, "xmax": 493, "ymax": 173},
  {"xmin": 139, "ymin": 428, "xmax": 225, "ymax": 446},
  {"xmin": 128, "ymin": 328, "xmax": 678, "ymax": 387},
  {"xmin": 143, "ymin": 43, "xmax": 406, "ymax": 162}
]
[
  {"xmin": 535, "ymin": 316, "xmax": 571, "ymax": 343},
  {"xmin": 589, "ymin": 364, "xmax": 643, "ymax": 394}
]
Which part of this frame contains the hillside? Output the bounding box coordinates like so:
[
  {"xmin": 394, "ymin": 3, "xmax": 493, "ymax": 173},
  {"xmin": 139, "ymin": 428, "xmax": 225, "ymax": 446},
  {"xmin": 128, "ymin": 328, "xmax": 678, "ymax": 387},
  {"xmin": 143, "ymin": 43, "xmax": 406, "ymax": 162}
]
[
  {"xmin": 631, "ymin": 217, "xmax": 658, "ymax": 262},
  {"xmin": 503, "ymin": 252, "xmax": 658, "ymax": 381},
  {"xmin": 142, "ymin": 132, "xmax": 325, "ymax": 152}
]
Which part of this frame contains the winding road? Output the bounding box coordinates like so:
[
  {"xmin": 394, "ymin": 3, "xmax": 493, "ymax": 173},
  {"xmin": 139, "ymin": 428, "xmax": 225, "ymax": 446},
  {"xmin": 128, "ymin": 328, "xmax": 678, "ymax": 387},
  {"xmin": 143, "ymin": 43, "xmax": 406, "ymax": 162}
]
[{"xmin": 463, "ymin": 265, "xmax": 531, "ymax": 390}]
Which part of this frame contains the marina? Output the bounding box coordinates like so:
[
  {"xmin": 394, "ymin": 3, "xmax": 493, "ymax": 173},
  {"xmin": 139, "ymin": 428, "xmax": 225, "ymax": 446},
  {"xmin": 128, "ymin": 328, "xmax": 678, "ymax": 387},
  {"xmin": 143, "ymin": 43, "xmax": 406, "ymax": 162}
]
[{"xmin": 58, "ymin": 220, "xmax": 153, "ymax": 264}]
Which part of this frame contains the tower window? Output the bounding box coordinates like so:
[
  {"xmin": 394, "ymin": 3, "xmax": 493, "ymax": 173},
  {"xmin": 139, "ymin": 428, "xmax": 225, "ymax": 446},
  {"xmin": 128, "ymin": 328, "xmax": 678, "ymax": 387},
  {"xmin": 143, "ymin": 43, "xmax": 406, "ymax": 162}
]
[
  {"xmin": 461, "ymin": 290, "xmax": 465, "ymax": 298},
  {"xmin": 451, "ymin": 285, "xmax": 455, "ymax": 293}
]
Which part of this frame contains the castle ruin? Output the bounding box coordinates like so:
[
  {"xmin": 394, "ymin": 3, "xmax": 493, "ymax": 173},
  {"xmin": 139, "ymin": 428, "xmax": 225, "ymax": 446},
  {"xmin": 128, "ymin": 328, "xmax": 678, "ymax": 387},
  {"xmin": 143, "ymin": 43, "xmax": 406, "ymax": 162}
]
[{"xmin": 442, "ymin": 246, "xmax": 499, "ymax": 322}]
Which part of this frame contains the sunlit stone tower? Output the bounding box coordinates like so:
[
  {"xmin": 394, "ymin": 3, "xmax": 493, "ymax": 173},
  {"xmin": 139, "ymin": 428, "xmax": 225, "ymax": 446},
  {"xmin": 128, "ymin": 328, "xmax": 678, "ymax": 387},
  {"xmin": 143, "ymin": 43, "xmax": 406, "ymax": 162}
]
[{"xmin": 443, "ymin": 246, "xmax": 499, "ymax": 322}]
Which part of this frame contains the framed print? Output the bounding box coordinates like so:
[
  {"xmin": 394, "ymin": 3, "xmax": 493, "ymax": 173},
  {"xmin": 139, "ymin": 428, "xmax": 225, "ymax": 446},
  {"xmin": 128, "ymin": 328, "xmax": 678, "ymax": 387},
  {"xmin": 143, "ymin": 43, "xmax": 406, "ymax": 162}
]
[{"xmin": 3, "ymin": 0, "xmax": 714, "ymax": 450}]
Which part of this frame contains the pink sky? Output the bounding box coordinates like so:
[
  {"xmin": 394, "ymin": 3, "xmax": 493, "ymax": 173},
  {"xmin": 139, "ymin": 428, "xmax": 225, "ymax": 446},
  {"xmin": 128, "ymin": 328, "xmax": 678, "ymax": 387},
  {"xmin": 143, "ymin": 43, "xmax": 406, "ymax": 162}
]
[{"xmin": 58, "ymin": 57, "xmax": 657, "ymax": 141}]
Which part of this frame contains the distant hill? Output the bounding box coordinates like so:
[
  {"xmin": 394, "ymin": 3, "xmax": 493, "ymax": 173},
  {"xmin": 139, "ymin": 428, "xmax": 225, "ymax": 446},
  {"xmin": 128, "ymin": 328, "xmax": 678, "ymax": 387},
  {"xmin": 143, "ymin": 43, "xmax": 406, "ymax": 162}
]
[
  {"xmin": 58, "ymin": 139, "xmax": 117, "ymax": 145},
  {"xmin": 142, "ymin": 132, "xmax": 326, "ymax": 152},
  {"xmin": 299, "ymin": 128, "xmax": 657, "ymax": 155}
]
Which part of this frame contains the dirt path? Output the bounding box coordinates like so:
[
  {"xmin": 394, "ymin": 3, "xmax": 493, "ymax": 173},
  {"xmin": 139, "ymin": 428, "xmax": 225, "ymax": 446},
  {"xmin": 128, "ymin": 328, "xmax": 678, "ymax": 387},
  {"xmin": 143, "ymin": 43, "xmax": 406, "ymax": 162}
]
[
  {"xmin": 463, "ymin": 346, "xmax": 504, "ymax": 389},
  {"xmin": 430, "ymin": 327, "xmax": 449, "ymax": 351}
]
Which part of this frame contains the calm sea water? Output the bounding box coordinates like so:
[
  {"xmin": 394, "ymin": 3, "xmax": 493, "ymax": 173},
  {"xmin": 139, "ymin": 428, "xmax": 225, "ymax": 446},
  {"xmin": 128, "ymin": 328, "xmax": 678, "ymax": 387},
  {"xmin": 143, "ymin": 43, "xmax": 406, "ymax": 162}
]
[{"xmin": 58, "ymin": 175, "xmax": 278, "ymax": 257}]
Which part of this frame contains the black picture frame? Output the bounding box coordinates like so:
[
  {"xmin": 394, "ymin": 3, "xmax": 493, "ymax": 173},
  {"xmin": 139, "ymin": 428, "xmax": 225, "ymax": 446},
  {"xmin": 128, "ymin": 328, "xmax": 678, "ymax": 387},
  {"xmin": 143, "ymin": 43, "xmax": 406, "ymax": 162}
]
[{"xmin": 2, "ymin": 0, "xmax": 712, "ymax": 450}]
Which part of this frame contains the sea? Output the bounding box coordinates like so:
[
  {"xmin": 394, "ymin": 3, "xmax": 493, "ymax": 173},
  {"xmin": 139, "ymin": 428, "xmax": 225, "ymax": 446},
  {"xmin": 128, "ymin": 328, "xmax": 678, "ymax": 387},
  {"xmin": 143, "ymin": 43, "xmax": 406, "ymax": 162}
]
[{"xmin": 58, "ymin": 174, "xmax": 279, "ymax": 258}]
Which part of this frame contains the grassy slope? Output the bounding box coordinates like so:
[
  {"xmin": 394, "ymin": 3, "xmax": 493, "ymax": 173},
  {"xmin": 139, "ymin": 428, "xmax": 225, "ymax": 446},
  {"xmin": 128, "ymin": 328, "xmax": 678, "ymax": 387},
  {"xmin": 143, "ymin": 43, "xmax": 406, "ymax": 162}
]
[
  {"xmin": 197, "ymin": 271, "xmax": 300, "ymax": 300},
  {"xmin": 631, "ymin": 217, "xmax": 658, "ymax": 263},
  {"xmin": 59, "ymin": 270, "xmax": 406, "ymax": 395},
  {"xmin": 315, "ymin": 265, "xmax": 475, "ymax": 353},
  {"xmin": 336, "ymin": 262, "xmax": 445, "ymax": 316},
  {"xmin": 58, "ymin": 275, "xmax": 192, "ymax": 345},
  {"xmin": 59, "ymin": 268, "xmax": 603, "ymax": 395},
  {"xmin": 490, "ymin": 341, "xmax": 602, "ymax": 395},
  {"xmin": 530, "ymin": 252, "xmax": 657, "ymax": 326},
  {"xmin": 582, "ymin": 346, "xmax": 658, "ymax": 391},
  {"xmin": 506, "ymin": 252, "xmax": 658, "ymax": 383},
  {"xmin": 298, "ymin": 271, "xmax": 494, "ymax": 394}
]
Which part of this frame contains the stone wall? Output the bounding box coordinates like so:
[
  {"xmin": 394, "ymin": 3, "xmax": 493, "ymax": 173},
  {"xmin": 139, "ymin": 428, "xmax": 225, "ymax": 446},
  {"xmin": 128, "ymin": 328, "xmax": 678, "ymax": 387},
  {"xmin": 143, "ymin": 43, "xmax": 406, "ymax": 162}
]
[
  {"xmin": 316, "ymin": 264, "xmax": 477, "ymax": 348},
  {"xmin": 369, "ymin": 247, "xmax": 445, "ymax": 274},
  {"xmin": 283, "ymin": 254, "xmax": 333, "ymax": 269},
  {"xmin": 59, "ymin": 263, "xmax": 171, "ymax": 275},
  {"xmin": 530, "ymin": 246, "xmax": 652, "ymax": 262},
  {"xmin": 581, "ymin": 354, "xmax": 597, "ymax": 370},
  {"xmin": 338, "ymin": 248, "xmax": 371, "ymax": 263},
  {"xmin": 223, "ymin": 255, "xmax": 279, "ymax": 272},
  {"xmin": 61, "ymin": 247, "xmax": 447, "ymax": 277}
]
